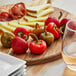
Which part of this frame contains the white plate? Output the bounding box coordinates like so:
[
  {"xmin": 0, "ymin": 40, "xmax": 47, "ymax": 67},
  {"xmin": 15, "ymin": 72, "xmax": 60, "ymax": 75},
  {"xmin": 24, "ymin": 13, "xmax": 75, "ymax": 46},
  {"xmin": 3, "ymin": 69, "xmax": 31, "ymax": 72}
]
[
  {"xmin": 0, "ymin": 52, "xmax": 26, "ymax": 75},
  {"xmin": 10, "ymin": 66, "xmax": 26, "ymax": 76}
]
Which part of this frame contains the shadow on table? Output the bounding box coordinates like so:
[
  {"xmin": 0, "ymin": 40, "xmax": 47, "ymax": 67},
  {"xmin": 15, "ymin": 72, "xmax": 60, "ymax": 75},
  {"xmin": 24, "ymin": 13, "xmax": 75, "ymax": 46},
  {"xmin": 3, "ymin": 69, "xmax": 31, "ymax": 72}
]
[{"xmin": 63, "ymin": 67, "xmax": 76, "ymax": 76}]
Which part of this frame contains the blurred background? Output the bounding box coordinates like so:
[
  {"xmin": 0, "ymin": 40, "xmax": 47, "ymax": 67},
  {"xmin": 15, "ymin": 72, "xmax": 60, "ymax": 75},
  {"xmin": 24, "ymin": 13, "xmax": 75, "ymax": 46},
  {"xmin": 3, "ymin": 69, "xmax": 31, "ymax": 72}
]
[
  {"xmin": 52, "ymin": 0, "xmax": 76, "ymax": 16},
  {"xmin": 0, "ymin": 0, "xmax": 32, "ymax": 5},
  {"xmin": 0, "ymin": 0, "xmax": 76, "ymax": 16}
]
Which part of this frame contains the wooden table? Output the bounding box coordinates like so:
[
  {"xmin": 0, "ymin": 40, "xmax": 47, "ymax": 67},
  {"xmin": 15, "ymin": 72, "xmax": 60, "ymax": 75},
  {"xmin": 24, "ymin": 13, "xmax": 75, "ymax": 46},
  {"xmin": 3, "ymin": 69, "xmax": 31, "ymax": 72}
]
[{"xmin": 26, "ymin": 59, "xmax": 76, "ymax": 76}]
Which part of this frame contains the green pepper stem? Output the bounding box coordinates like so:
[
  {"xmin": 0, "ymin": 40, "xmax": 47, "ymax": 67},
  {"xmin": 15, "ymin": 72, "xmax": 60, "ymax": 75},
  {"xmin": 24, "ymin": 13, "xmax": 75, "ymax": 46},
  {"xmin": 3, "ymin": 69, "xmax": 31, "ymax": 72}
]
[
  {"xmin": 29, "ymin": 33, "xmax": 39, "ymax": 43},
  {"xmin": 23, "ymin": 17, "xmax": 28, "ymax": 21},
  {"xmin": 58, "ymin": 11, "xmax": 63, "ymax": 20},
  {"xmin": 35, "ymin": 23, "xmax": 39, "ymax": 29},
  {"xmin": 59, "ymin": 27, "xmax": 64, "ymax": 35},
  {"xmin": 24, "ymin": 35, "xmax": 28, "ymax": 41},
  {"xmin": 17, "ymin": 31, "xmax": 24, "ymax": 37},
  {"xmin": 8, "ymin": 48, "xmax": 13, "ymax": 55},
  {"xmin": 44, "ymin": 26, "xmax": 47, "ymax": 35}
]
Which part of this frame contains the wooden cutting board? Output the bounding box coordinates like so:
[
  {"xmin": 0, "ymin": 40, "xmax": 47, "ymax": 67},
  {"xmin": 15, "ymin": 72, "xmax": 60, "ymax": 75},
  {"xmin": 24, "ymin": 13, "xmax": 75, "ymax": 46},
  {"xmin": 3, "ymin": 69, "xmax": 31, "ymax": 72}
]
[{"xmin": 0, "ymin": 0, "xmax": 76, "ymax": 66}]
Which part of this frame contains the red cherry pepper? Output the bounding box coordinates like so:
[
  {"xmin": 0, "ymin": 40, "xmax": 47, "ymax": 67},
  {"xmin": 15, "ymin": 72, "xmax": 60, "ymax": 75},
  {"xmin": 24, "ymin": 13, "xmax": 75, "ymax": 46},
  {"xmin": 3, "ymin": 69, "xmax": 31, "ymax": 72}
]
[
  {"xmin": 59, "ymin": 18, "xmax": 70, "ymax": 34},
  {"xmin": 46, "ymin": 22, "xmax": 60, "ymax": 39},
  {"xmin": 45, "ymin": 16, "xmax": 60, "ymax": 28},
  {"xmin": 60, "ymin": 18, "xmax": 70, "ymax": 27},
  {"xmin": 11, "ymin": 37, "xmax": 28, "ymax": 54},
  {"xmin": 13, "ymin": 27, "xmax": 30, "ymax": 40},
  {"xmin": 29, "ymin": 33, "xmax": 47, "ymax": 54}
]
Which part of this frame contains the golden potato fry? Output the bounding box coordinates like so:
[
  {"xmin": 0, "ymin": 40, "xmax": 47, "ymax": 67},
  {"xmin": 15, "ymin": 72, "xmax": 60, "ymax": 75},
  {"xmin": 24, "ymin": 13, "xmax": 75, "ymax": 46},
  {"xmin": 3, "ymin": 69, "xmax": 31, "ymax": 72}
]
[
  {"xmin": 0, "ymin": 22, "xmax": 15, "ymax": 32},
  {"xmin": 8, "ymin": 20, "xmax": 33, "ymax": 30}
]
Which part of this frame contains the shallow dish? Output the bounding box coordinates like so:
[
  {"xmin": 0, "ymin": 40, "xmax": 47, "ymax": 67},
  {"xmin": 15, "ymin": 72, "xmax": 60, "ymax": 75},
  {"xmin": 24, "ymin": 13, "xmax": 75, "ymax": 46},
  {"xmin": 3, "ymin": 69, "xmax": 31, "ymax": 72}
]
[{"xmin": 0, "ymin": 52, "xmax": 26, "ymax": 75}]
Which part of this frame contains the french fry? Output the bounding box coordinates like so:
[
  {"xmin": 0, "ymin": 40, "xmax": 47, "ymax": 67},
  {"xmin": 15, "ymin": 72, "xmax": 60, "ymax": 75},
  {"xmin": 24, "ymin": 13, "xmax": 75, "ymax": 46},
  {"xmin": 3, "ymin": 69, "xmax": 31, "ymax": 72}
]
[
  {"xmin": 8, "ymin": 20, "xmax": 33, "ymax": 30},
  {"xmin": 0, "ymin": 27, "xmax": 10, "ymax": 32},
  {"xmin": 27, "ymin": 8, "xmax": 54, "ymax": 18},
  {"xmin": 0, "ymin": 27, "xmax": 14, "ymax": 35},
  {"xmin": 26, "ymin": 4, "xmax": 51, "ymax": 13},
  {"xmin": 0, "ymin": 22, "xmax": 15, "ymax": 32},
  {"xmin": 19, "ymin": 19, "xmax": 44, "ymax": 27},
  {"xmin": 23, "ymin": 16, "xmax": 48, "ymax": 22}
]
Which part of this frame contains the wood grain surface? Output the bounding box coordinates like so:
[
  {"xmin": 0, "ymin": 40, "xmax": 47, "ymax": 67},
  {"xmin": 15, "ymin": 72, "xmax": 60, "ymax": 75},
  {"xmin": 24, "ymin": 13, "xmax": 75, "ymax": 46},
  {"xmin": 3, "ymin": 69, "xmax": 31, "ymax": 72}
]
[{"xmin": 0, "ymin": 0, "xmax": 76, "ymax": 66}]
